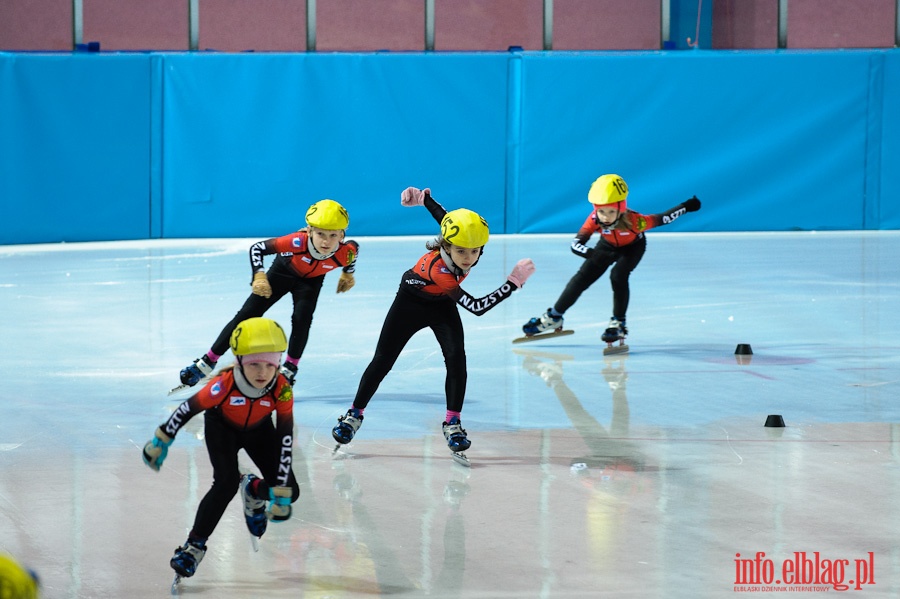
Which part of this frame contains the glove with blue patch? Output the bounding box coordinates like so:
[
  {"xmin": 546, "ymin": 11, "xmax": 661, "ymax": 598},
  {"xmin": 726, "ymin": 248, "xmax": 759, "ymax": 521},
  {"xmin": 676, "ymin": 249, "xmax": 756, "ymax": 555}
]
[
  {"xmin": 266, "ymin": 486, "xmax": 293, "ymax": 521},
  {"xmin": 142, "ymin": 427, "xmax": 173, "ymax": 472}
]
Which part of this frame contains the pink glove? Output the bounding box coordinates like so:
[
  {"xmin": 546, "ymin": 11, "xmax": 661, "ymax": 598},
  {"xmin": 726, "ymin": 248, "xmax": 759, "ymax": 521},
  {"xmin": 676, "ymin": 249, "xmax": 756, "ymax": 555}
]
[
  {"xmin": 400, "ymin": 186, "xmax": 430, "ymax": 207},
  {"xmin": 507, "ymin": 258, "xmax": 535, "ymax": 288}
]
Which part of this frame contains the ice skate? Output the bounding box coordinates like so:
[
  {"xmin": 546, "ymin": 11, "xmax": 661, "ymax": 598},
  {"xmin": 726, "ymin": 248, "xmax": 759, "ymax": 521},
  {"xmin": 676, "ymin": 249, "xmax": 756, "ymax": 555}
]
[
  {"xmin": 332, "ymin": 408, "xmax": 364, "ymax": 445},
  {"xmin": 279, "ymin": 362, "xmax": 298, "ymax": 386},
  {"xmin": 601, "ymin": 318, "xmax": 629, "ymax": 356},
  {"xmin": 170, "ymin": 355, "xmax": 216, "ymax": 394},
  {"xmin": 170, "ymin": 538, "xmax": 206, "ymax": 583},
  {"xmin": 281, "ymin": 362, "xmax": 297, "ymax": 387},
  {"xmin": 443, "ymin": 417, "xmax": 471, "ymax": 466},
  {"xmin": 240, "ymin": 474, "xmax": 267, "ymax": 546},
  {"xmin": 515, "ymin": 308, "xmax": 574, "ymax": 343}
]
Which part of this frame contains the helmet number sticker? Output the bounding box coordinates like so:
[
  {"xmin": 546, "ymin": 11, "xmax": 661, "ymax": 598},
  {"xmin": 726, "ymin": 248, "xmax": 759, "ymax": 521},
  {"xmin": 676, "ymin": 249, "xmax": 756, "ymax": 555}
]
[{"xmin": 441, "ymin": 218, "xmax": 460, "ymax": 243}]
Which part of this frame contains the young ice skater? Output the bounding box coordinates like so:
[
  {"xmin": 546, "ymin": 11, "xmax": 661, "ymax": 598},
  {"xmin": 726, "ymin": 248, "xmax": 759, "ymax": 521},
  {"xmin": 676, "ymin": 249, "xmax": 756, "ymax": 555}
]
[
  {"xmin": 332, "ymin": 186, "xmax": 536, "ymax": 455},
  {"xmin": 143, "ymin": 317, "xmax": 299, "ymax": 581},
  {"xmin": 522, "ymin": 174, "xmax": 700, "ymax": 350},
  {"xmin": 178, "ymin": 199, "xmax": 358, "ymax": 388}
]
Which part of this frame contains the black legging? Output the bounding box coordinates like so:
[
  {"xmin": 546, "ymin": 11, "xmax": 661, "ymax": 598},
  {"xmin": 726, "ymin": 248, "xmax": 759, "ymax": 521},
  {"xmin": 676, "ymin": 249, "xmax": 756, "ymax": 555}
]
[
  {"xmin": 554, "ymin": 236, "xmax": 647, "ymax": 319},
  {"xmin": 352, "ymin": 289, "xmax": 466, "ymax": 413},
  {"xmin": 191, "ymin": 410, "xmax": 300, "ymax": 540},
  {"xmin": 210, "ymin": 258, "xmax": 324, "ymax": 361}
]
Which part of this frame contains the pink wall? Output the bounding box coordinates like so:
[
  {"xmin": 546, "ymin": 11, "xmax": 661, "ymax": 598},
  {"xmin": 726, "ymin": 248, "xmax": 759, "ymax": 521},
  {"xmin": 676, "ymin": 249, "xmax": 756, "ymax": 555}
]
[
  {"xmin": 434, "ymin": 0, "xmax": 543, "ymax": 51},
  {"xmin": 712, "ymin": 0, "xmax": 778, "ymax": 49},
  {"xmin": 788, "ymin": 0, "xmax": 895, "ymax": 49},
  {"xmin": 712, "ymin": 0, "xmax": 896, "ymax": 49},
  {"xmin": 199, "ymin": 0, "xmax": 307, "ymax": 52},
  {"xmin": 553, "ymin": 0, "xmax": 660, "ymax": 50},
  {"xmin": 1, "ymin": 0, "xmax": 896, "ymax": 52},
  {"xmin": 0, "ymin": 0, "xmax": 72, "ymax": 51},
  {"xmin": 316, "ymin": 0, "xmax": 423, "ymax": 51},
  {"xmin": 82, "ymin": 0, "xmax": 188, "ymax": 51}
]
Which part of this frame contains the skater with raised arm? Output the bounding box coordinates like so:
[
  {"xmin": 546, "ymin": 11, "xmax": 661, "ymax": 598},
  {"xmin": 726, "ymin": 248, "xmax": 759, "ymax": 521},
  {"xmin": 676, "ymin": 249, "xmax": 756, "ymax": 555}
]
[
  {"xmin": 143, "ymin": 317, "xmax": 300, "ymax": 585},
  {"xmin": 332, "ymin": 186, "xmax": 536, "ymax": 463},
  {"xmin": 177, "ymin": 199, "xmax": 358, "ymax": 391},
  {"xmin": 520, "ymin": 174, "xmax": 701, "ymax": 354}
]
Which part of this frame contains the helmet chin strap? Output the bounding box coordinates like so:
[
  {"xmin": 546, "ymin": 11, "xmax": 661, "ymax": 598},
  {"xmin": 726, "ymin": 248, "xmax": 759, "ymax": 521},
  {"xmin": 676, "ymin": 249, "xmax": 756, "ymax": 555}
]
[
  {"xmin": 439, "ymin": 247, "xmax": 470, "ymax": 275},
  {"xmin": 234, "ymin": 359, "xmax": 276, "ymax": 398},
  {"xmin": 307, "ymin": 236, "xmax": 336, "ymax": 260},
  {"xmin": 596, "ymin": 207, "xmax": 622, "ymax": 228}
]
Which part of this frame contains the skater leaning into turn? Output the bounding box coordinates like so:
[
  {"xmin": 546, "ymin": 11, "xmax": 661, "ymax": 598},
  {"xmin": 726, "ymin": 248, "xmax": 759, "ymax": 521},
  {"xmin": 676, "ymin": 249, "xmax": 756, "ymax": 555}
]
[
  {"xmin": 143, "ymin": 317, "xmax": 300, "ymax": 581},
  {"xmin": 332, "ymin": 186, "xmax": 536, "ymax": 456},
  {"xmin": 178, "ymin": 199, "xmax": 358, "ymax": 389},
  {"xmin": 522, "ymin": 174, "xmax": 700, "ymax": 351}
]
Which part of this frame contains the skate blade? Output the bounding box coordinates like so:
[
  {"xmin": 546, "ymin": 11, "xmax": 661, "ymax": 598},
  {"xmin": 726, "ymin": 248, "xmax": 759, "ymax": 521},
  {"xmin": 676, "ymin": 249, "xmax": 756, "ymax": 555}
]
[
  {"xmin": 250, "ymin": 535, "xmax": 260, "ymax": 553},
  {"xmin": 171, "ymin": 574, "xmax": 182, "ymax": 595},
  {"xmin": 168, "ymin": 375, "xmax": 214, "ymax": 397},
  {"xmin": 512, "ymin": 329, "xmax": 574, "ymax": 344},
  {"xmin": 167, "ymin": 383, "xmax": 192, "ymax": 396},
  {"xmin": 603, "ymin": 344, "xmax": 629, "ymax": 356},
  {"xmin": 451, "ymin": 452, "xmax": 471, "ymax": 467}
]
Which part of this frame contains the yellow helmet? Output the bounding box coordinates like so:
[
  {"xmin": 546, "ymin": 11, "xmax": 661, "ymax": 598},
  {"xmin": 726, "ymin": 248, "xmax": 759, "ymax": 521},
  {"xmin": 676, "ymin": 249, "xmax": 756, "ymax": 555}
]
[
  {"xmin": 440, "ymin": 209, "xmax": 489, "ymax": 249},
  {"xmin": 588, "ymin": 174, "xmax": 628, "ymax": 207},
  {"xmin": 306, "ymin": 199, "xmax": 349, "ymax": 230},
  {"xmin": 0, "ymin": 553, "xmax": 39, "ymax": 599},
  {"xmin": 230, "ymin": 317, "xmax": 288, "ymax": 356}
]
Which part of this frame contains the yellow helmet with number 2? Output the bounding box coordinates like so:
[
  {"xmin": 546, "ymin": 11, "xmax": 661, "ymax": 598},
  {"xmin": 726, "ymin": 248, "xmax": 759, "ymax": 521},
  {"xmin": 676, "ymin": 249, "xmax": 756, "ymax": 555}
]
[
  {"xmin": 306, "ymin": 199, "xmax": 349, "ymax": 230},
  {"xmin": 588, "ymin": 174, "xmax": 628, "ymax": 207},
  {"xmin": 230, "ymin": 317, "xmax": 288, "ymax": 356},
  {"xmin": 440, "ymin": 209, "xmax": 489, "ymax": 249},
  {"xmin": 0, "ymin": 553, "xmax": 40, "ymax": 599}
]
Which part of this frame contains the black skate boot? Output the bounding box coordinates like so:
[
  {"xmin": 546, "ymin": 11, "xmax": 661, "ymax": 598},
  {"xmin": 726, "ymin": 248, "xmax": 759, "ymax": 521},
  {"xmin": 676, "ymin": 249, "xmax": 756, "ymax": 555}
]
[
  {"xmin": 601, "ymin": 318, "xmax": 629, "ymax": 356},
  {"xmin": 179, "ymin": 355, "xmax": 216, "ymax": 386},
  {"xmin": 240, "ymin": 474, "xmax": 268, "ymax": 538},
  {"xmin": 170, "ymin": 538, "xmax": 206, "ymax": 578},
  {"xmin": 279, "ymin": 362, "xmax": 298, "ymax": 386},
  {"xmin": 522, "ymin": 308, "xmax": 563, "ymax": 337},
  {"xmin": 442, "ymin": 417, "xmax": 472, "ymax": 452},
  {"xmin": 332, "ymin": 408, "xmax": 364, "ymax": 444}
]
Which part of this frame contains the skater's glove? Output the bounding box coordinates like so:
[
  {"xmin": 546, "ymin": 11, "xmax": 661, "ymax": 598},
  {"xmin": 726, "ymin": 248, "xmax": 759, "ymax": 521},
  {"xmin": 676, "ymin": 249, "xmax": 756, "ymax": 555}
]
[
  {"xmin": 507, "ymin": 258, "xmax": 536, "ymax": 288},
  {"xmin": 267, "ymin": 486, "xmax": 293, "ymax": 522},
  {"xmin": 142, "ymin": 427, "xmax": 173, "ymax": 472},
  {"xmin": 400, "ymin": 186, "xmax": 430, "ymax": 207},
  {"xmin": 683, "ymin": 196, "xmax": 701, "ymax": 212},
  {"xmin": 336, "ymin": 271, "xmax": 355, "ymax": 293},
  {"xmin": 251, "ymin": 271, "xmax": 272, "ymax": 298}
]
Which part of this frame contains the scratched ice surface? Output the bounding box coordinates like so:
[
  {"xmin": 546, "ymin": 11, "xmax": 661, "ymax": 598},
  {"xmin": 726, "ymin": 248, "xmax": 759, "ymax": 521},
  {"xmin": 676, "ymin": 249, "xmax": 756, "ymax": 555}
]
[{"xmin": 1, "ymin": 231, "xmax": 898, "ymax": 597}]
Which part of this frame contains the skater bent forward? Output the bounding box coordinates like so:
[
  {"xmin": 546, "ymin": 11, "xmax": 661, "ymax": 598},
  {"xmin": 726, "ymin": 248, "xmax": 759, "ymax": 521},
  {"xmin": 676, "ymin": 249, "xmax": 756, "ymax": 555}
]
[
  {"xmin": 143, "ymin": 317, "xmax": 300, "ymax": 581},
  {"xmin": 179, "ymin": 199, "xmax": 358, "ymax": 389},
  {"xmin": 522, "ymin": 174, "xmax": 701, "ymax": 350}
]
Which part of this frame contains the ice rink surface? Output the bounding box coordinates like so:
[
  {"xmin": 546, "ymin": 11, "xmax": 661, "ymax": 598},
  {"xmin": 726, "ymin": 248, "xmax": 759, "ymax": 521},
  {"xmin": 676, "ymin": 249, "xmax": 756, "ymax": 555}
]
[{"xmin": 2, "ymin": 231, "xmax": 899, "ymax": 598}]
